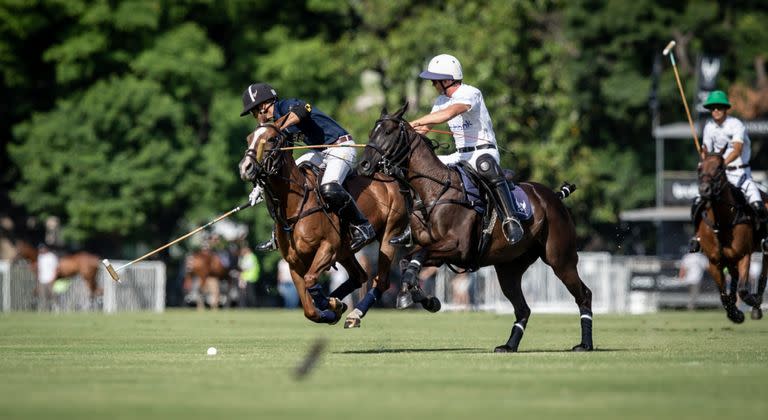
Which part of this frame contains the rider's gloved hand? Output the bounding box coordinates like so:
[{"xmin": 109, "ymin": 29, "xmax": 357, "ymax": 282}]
[{"xmin": 249, "ymin": 185, "xmax": 263, "ymax": 206}]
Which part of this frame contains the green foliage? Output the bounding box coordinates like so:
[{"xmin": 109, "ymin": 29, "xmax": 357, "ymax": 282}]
[{"xmin": 4, "ymin": 0, "xmax": 766, "ymax": 255}]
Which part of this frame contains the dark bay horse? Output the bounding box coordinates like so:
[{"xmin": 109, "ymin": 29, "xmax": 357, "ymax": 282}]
[
  {"xmin": 695, "ymin": 150, "xmax": 767, "ymax": 322},
  {"xmin": 357, "ymin": 104, "xmax": 593, "ymax": 352},
  {"xmin": 238, "ymin": 123, "xmax": 409, "ymax": 327},
  {"xmin": 15, "ymin": 239, "xmax": 103, "ymax": 305}
]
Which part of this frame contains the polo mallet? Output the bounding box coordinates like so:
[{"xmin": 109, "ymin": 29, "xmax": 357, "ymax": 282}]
[
  {"xmin": 663, "ymin": 40, "xmax": 701, "ymax": 154},
  {"xmin": 101, "ymin": 201, "xmax": 252, "ymax": 282}
]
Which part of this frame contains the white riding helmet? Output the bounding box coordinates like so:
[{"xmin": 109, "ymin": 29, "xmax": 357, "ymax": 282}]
[{"xmin": 419, "ymin": 54, "xmax": 463, "ymax": 81}]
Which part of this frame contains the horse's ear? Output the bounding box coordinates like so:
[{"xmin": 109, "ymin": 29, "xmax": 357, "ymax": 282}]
[
  {"xmin": 380, "ymin": 106, "xmax": 388, "ymax": 117},
  {"xmin": 393, "ymin": 102, "xmax": 409, "ymax": 119}
]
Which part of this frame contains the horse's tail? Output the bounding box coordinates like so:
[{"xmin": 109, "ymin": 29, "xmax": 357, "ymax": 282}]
[{"xmin": 556, "ymin": 181, "xmax": 577, "ymax": 200}]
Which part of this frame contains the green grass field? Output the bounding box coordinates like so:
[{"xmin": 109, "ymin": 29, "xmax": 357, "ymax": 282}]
[{"xmin": 1, "ymin": 309, "xmax": 766, "ymax": 420}]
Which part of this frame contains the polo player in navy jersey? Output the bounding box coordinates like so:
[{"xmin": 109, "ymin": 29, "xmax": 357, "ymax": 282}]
[{"xmin": 240, "ymin": 82, "xmax": 375, "ymax": 253}]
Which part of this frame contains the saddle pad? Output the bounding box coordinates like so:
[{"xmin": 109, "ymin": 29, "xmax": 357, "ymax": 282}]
[{"xmin": 454, "ymin": 165, "xmax": 533, "ymax": 221}]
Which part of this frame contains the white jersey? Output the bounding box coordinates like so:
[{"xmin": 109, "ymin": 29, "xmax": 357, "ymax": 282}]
[
  {"xmin": 431, "ymin": 83, "xmax": 496, "ymax": 149},
  {"xmin": 702, "ymin": 116, "xmax": 750, "ymax": 166}
]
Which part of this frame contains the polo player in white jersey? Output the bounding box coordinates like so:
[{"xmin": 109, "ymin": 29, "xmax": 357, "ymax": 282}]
[
  {"xmin": 690, "ymin": 90, "xmax": 768, "ymax": 253},
  {"xmin": 389, "ymin": 54, "xmax": 524, "ymax": 246}
]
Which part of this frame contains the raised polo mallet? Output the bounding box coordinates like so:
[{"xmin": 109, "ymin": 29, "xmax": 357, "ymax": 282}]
[
  {"xmin": 663, "ymin": 40, "xmax": 701, "ymax": 154},
  {"xmin": 101, "ymin": 201, "xmax": 252, "ymax": 282}
]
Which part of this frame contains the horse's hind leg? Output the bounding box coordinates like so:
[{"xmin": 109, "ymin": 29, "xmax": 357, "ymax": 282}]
[
  {"xmin": 750, "ymin": 256, "xmax": 767, "ymax": 320},
  {"xmin": 546, "ymin": 254, "xmax": 594, "ymax": 351}
]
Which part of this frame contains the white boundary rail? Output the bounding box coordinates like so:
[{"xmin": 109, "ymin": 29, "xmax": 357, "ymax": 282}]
[{"xmin": 0, "ymin": 259, "xmax": 165, "ymax": 313}]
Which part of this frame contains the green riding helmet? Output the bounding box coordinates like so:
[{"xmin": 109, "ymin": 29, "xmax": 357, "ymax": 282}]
[{"xmin": 703, "ymin": 90, "xmax": 731, "ymax": 110}]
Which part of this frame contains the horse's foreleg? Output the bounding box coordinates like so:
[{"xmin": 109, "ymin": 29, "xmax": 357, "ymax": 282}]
[
  {"xmin": 710, "ymin": 263, "xmax": 744, "ymax": 323},
  {"xmin": 395, "ymin": 249, "xmax": 428, "ymax": 309},
  {"xmin": 300, "ymin": 244, "xmax": 346, "ymax": 325},
  {"xmin": 751, "ymin": 257, "xmax": 767, "ymax": 319}
]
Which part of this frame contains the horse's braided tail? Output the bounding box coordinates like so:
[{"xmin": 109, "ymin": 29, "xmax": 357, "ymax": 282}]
[{"xmin": 556, "ymin": 181, "xmax": 577, "ymax": 200}]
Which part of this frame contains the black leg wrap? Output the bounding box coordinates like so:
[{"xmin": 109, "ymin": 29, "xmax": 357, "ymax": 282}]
[
  {"xmin": 573, "ymin": 308, "xmax": 594, "ymax": 351},
  {"xmin": 721, "ymin": 294, "xmax": 745, "ymax": 324},
  {"xmin": 495, "ymin": 318, "xmax": 527, "ymax": 353}
]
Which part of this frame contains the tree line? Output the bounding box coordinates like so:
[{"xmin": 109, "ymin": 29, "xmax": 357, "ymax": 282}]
[{"xmin": 2, "ymin": 0, "xmax": 766, "ymax": 262}]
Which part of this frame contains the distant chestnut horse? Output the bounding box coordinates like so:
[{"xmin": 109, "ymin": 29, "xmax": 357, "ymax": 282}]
[
  {"xmin": 182, "ymin": 249, "xmax": 231, "ymax": 309},
  {"xmin": 238, "ymin": 123, "xmax": 411, "ymax": 327},
  {"xmin": 15, "ymin": 239, "xmax": 102, "ymax": 305},
  {"xmin": 695, "ymin": 149, "xmax": 767, "ymax": 322},
  {"xmin": 358, "ymin": 104, "xmax": 592, "ymax": 352}
]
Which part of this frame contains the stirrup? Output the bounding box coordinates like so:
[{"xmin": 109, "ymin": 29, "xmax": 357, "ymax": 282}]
[
  {"xmin": 255, "ymin": 232, "xmax": 277, "ymax": 252},
  {"xmin": 349, "ymin": 222, "xmax": 375, "ymax": 252},
  {"xmin": 688, "ymin": 237, "xmax": 701, "ymax": 253},
  {"xmin": 502, "ymin": 218, "xmax": 524, "ymax": 245},
  {"xmin": 389, "ymin": 226, "xmax": 412, "ymax": 247}
]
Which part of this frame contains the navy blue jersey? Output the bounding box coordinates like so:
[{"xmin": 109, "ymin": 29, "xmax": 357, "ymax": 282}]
[{"xmin": 273, "ymin": 99, "xmax": 349, "ymax": 145}]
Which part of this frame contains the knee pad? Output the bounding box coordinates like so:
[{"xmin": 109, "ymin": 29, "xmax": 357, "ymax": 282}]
[
  {"xmin": 476, "ymin": 154, "xmax": 504, "ymax": 184},
  {"xmin": 320, "ymin": 182, "xmax": 350, "ymax": 208}
]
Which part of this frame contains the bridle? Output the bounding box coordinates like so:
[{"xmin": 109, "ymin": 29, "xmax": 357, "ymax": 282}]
[
  {"xmin": 365, "ymin": 116, "xmax": 436, "ymax": 177},
  {"xmin": 698, "ymin": 153, "xmax": 727, "ymax": 200},
  {"xmin": 243, "ymin": 123, "xmax": 287, "ymax": 181}
]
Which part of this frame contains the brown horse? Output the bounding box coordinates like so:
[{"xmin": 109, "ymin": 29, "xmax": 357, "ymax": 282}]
[
  {"xmin": 14, "ymin": 239, "xmax": 102, "ymax": 306},
  {"xmin": 694, "ymin": 150, "xmax": 767, "ymax": 322},
  {"xmin": 238, "ymin": 123, "xmax": 410, "ymax": 327},
  {"xmin": 357, "ymin": 104, "xmax": 593, "ymax": 352},
  {"xmin": 182, "ymin": 248, "xmax": 231, "ymax": 310}
]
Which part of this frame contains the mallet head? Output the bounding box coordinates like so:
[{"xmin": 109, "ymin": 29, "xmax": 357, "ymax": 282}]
[
  {"xmin": 663, "ymin": 40, "xmax": 676, "ymax": 56},
  {"xmin": 102, "ymin": 259, "xmax": 121, "ymax": 282}
]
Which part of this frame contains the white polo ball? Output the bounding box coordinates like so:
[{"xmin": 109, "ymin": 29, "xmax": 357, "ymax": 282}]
[{"xmin": 206, "ymin": 347, "xmax": 217, "ymax": 356}]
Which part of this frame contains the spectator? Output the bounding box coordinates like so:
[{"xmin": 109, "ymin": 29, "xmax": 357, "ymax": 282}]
[
  {"xmin": 277, "ymin": 259, "xmax": 299, "ymax": 308},
  {"xmin": 238, "ymin": 245, "xmax": 260, "ymax": 307},
  {"xmin": 678, "ymin": 252, "xmax": 709, "ymax": 310},
  {"xmin": 36, "ymin": 244, "xmax": 58, "ymax": 311}
]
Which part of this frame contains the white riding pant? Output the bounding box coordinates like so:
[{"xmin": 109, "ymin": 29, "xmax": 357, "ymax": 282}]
[
  {"xmin": 438, "ymin": 148, "xmax": 501, "ymax": 171},
  {"xmin": 295, "ymin": 140, "xmax": 356, "ymax": 185},
  {"xmin": 727, "ymin": 167, "xmax": 762, "ymax": 204}
]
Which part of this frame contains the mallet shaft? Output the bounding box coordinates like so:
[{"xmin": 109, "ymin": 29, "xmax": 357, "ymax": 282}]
[
  {"xmin": 664, "ymin": 40, "xmax": 701, "ymax": 154},
  {"xmin": 103, "ymin": 202, "xmax": 251, "ymax": 281}
]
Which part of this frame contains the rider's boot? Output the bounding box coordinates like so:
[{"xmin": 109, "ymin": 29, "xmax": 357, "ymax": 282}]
[
  {"xmin": 254, "ymin": 227, "xmax": 277, "ymax": 252},
  {"xmin": 689, "ymin": 198, "xmax": 702, "ymax": 253},
  {"xmin": 750, "ymin": 201, "xmax": 768, "ymax": 253},
  {"xmin": 389, "ymin": 225, "xmax": 412, "ymax": 247},
  {"xmin": 476, "ymin": 155, "xmax": 524, "ymax": 245},
  {"xmin": 321, "ymin": 183, "xmax": 375, "ymax": 253}
]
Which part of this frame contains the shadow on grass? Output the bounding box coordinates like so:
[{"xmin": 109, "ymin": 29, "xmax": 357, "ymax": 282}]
[
  {"xmin": 337, "ymin": 347, "xmax": 631, "ymax": 354},
  {"xmin": 336, "ymin": 347, "xmax": 485, "ymax": 354}
]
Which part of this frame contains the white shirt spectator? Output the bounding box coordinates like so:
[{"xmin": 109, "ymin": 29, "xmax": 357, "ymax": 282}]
[
  {"xmin": 37, "ymin": 250, "xmax": 58, "ymax": 285},
  {"xmin": 679, "ymin": 253, "xmax": 709, "ymax": 285}
]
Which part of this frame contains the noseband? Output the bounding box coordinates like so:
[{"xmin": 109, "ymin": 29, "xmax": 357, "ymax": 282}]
[
  {"xmin": 699, "ymin": 155, "xmax": 727, "ymax": 199},
  {"xmin": 244, "ymin": 124, "xmax": 286, "ymax": 180},
  {"xmin": 366, "ymin": 117, "xmax": 427, "ymax": 176}
]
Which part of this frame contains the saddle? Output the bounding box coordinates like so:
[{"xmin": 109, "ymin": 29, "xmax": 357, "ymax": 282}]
[
  {"xmin": 452, "ymin": 162, "xmax": 533, "ymax": 268},
  {"xmin": 693, "ymin": 184, "xmax": 763, "ymax": 230}
]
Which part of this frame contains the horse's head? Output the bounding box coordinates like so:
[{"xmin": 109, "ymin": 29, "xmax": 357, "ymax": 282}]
[
  {"xmin": 698, "ymin": 146, "xmax": 728, "ymax": 200},
  {"xmin": 239, "ymin": 123, "xmax": 287, "ymax": 182},
  {"xmin": 358, "ymin": 103, "xmax": 412, "ymax": 177}
]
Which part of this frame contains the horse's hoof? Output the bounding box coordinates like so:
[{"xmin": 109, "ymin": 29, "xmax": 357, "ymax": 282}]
[
  {"xmin": 328, "ymin": 299, "xmax": 347, "ymax": 325},
  {"xmin": 728, "ymin": 310, "xmax": 745, "ymax": 324},
  {"xmin": 396, "ymin": 291, "xmax": 413, "ymax": 309},
  {"xmin": 421, "ymin": 297, "xmax": 441, "ymax": 313},
  {"xmin": 344, "ymin": 317, "xmax": 361, "ymax": 329},
  {"xmin": 751, "ymin": 308, "xmax": 763, "ymax": 320},
  {"xmin": 494, "ymin": 345, "xmax": 516, "ymax": 353},
  {"xmin": 572, "ymin": 343, "xmax": 593, "ymax": 352}
]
